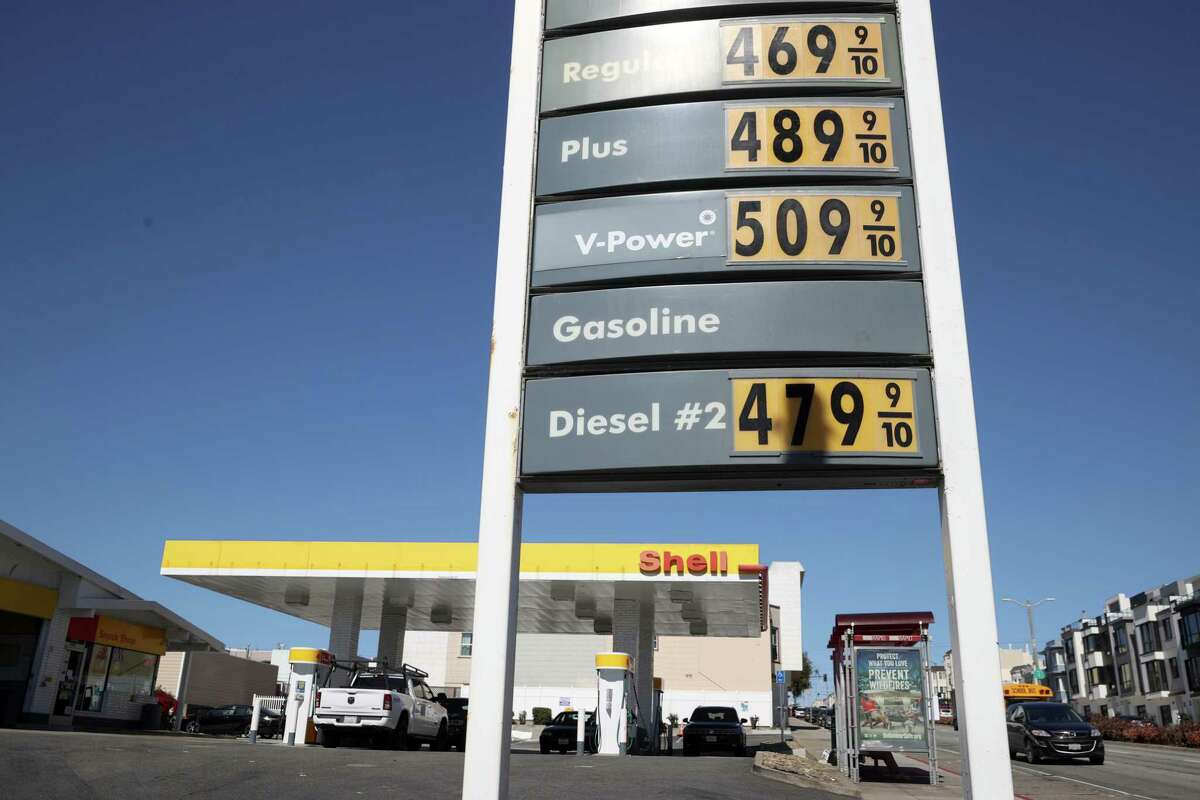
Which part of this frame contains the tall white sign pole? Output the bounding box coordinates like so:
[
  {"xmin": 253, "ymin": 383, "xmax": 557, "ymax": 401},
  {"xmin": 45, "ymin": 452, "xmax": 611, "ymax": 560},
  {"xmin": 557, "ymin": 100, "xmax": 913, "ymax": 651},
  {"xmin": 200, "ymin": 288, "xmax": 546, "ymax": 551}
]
[
  {"xmin": 899, "ymin": 2, "xmax": 1014, "ymax": 797},
  {"xmin": 461, "ymin": 1, "xmax": 542, "ymax": 798}
]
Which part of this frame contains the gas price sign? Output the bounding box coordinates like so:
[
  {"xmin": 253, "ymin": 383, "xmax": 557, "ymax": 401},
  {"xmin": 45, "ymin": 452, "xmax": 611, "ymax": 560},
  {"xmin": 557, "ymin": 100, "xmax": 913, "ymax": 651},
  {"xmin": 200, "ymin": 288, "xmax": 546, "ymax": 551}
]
[
  {"xmin": 536, "ymin": 98, "xmax": 910, "ymax": 197},
  {"xmin": 520, "ymin": 368, "xmax": 938, "ymax": 488},
  {"xmin": 540, "ymin": 16, "xmax": 900, "ymax": 112},
  {"xmin": 532, "ymin": 187, "xmax": 919, "ymax": 287}
]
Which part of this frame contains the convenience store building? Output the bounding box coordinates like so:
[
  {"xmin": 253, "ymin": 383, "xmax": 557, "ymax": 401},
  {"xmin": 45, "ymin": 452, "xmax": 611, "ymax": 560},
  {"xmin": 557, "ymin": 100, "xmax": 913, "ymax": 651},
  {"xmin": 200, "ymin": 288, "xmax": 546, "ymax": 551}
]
[{"xmin": 0, "ymin": 519, "xmax": 222, "ymax": 729}]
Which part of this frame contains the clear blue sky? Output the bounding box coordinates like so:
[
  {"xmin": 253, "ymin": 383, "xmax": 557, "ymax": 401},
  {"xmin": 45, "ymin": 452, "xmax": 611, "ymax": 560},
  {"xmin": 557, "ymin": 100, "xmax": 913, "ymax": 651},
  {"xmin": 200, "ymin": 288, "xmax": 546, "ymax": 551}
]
[{"xmin": 3, "ymin": 2, "xmax": 1197, "ymax": 677}]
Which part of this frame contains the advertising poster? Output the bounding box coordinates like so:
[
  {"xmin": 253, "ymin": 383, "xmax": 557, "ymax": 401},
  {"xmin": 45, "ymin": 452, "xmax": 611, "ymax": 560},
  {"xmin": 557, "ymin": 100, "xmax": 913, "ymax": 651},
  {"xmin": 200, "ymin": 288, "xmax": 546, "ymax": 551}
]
[{"xmin": 855, "ymin": 647, "xmax": 927, "ymax": 752}]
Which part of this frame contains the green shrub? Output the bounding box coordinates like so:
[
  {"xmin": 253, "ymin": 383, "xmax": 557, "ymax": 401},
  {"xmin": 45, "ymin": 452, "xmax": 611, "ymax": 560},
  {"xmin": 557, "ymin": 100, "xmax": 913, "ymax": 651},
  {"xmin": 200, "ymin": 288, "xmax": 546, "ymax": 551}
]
[{"xmin": 532, "ymin": 707, "xmax": 553, "ymax": 726}]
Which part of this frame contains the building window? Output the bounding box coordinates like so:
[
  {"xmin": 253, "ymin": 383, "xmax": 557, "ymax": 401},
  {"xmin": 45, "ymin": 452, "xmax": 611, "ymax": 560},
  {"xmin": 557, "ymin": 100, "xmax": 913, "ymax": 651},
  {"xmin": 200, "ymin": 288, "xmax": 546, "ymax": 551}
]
[
  {"xmin": 1083, "ymin": 704, "xmax": 1091, "ymax": 718},
  {"xmin": 1113, "ymin": 626, "xmax": 1129, "ymax": 655},
  {"xmin": 1159, "ymin": 705, "xmax": 1172, "ymax": 726},
  {"xmin": 1138, "ymin": 622, "xmax": 1161, "ymax": 654},
  {"xmin": 1181, "ymin": 611, "xmax": 1200, "ymax": 649},
  {"xmin": 652, "ymin": 635, "xmax": 658, "ymax": 652},
  {"xmin": 1162, "ymin": 619, "xmax": 1175, "ymax": 642},
  {"xmin": 1169, "ymin": 658, "xmax": 1180, "ymax": 680},
  {"xmin": 1084, "ymin": 634, "xmax": 1105, "ymax": 653},
  {"xmin": 1185, "ymin": 655, "xmax": 1200, "ymax": 692},
  {"xmin": 1144, "ymin": 660, "xmax": 1169, "ymax": 693},
  {"xmin": 1136, "ymin": 704, "xmax": 1147, "ymax": 720},
  {"xmin": 1068, "ymin": 671, "xmax": 1079, "ymax": 694},
  {"xmin": 1100, "ymin": 704, "xmax": 1108, "ymax": 717},
  {"xmin": 459, "ymin": 633, "xmax": 473, "ymax": 658},
  {"xmin": 1119, "ymin": 662, "xmax": 1134, "ymax": 693}
]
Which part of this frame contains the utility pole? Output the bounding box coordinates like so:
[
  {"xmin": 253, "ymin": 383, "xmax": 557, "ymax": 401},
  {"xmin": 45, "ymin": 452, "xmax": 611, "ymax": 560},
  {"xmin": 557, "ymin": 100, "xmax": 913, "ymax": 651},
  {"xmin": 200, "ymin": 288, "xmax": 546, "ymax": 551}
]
[{"xmin": 1001, "ymin": 597, "xmax": 1055, "ymax": 673}]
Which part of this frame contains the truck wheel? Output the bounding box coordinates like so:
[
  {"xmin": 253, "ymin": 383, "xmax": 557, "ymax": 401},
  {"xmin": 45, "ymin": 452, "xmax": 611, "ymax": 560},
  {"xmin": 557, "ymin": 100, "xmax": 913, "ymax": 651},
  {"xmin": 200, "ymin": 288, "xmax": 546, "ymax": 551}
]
[
  {"xmin": 433, "ymin": 721, "xmax": 449, "ymax": 751},
  {"xmin": 319, "ymin": 727, "xmax": 340, "ymax": 749},
  {"xmin": 392, "ymin": 715, "xmax": 409, "ymax": 751}
]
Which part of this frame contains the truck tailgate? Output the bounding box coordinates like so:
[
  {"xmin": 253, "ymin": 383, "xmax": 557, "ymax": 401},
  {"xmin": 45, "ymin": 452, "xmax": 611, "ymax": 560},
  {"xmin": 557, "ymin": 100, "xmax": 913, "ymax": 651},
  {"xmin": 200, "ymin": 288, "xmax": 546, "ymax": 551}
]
[{"xmin": 318, "ymin": 688, "xmax": 388, "ymax": 714}]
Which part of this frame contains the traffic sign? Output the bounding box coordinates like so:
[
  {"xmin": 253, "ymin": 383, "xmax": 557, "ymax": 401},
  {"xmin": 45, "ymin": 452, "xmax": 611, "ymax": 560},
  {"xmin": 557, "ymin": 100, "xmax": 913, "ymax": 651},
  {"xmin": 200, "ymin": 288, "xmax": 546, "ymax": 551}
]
[
  {"xmin": 776, "ymin": 670, "xmax": 786, "ymax": 684},
  {"xmin": 540, "ymin": 16, "xmax": 902, "ymax": 112},
  {"xmin": 536, "ymin": 98, "xmax": 911, "ymax": 197},
  {"xmin": 1033, "ymin": 669, "xmax": 1046, "ymax": 680},
  {"xmin": 532, "ymin": 187, "xmax": 921, "ymax": 287}
]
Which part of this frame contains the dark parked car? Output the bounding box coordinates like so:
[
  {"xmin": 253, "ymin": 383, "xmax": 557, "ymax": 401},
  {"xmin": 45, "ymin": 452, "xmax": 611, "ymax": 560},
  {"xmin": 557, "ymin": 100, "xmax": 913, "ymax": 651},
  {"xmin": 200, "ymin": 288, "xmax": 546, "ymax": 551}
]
[
  {"xmin": 538, "ymin": 710, "xmax": 596, "ymax": 754},
  {"xmin": 682, "ymin": 706, "xmax": 747, "ymax": 756},
  {"xmin": 1006, "ymin": 702, "xmax": 1104, "ymax": 765},
  {"xmin": 184, "ymin": 704, "xmax": 254, "ymax": 736},
  {"xmin": 439, "ymin": 695, "xmax": 468, "ymax": 750},
  {"xmin": 256, "ymin": 706, "xmax": 284, "ymax": 738}
]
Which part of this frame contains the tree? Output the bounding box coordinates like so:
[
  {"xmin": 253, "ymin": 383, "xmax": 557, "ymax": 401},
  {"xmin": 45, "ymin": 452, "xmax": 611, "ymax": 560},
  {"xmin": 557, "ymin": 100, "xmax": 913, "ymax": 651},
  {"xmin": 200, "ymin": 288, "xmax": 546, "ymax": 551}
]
[{"xmin": 790, "ymin": 651, "xmax": 814, "ymax": 695}]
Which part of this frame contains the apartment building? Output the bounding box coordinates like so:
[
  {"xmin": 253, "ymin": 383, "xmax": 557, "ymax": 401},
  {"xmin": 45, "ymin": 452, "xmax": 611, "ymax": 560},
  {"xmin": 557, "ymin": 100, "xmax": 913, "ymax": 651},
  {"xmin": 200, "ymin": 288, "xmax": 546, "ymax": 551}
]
[{"xmin": 1045, "ymin": 574, "xmax": 1200, "ymax": 725}]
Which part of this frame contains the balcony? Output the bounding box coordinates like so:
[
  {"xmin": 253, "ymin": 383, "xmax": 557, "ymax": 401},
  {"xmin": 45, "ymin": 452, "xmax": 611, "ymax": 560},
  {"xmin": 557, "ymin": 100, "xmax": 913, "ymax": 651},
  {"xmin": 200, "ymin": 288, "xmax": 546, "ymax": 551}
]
[{"xmin": 1084, "ymin": 651, "xmax": 1110, "ymax": 668}]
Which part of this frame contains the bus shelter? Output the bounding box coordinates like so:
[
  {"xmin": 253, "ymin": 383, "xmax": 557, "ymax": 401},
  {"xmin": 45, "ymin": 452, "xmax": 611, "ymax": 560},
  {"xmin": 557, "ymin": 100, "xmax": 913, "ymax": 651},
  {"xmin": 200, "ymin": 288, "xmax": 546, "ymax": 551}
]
[{"xmin": 826, "ymin": 612, "xmax": 938, "ymax": 784}]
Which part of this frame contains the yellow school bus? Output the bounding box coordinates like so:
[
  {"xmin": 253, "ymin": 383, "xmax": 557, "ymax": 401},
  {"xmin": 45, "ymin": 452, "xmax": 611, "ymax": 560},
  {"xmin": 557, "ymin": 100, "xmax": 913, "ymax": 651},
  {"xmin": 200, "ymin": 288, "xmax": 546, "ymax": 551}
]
[{"xmin": 1003, "ymin": 683, "xmax": 1054, "ymax": 706}]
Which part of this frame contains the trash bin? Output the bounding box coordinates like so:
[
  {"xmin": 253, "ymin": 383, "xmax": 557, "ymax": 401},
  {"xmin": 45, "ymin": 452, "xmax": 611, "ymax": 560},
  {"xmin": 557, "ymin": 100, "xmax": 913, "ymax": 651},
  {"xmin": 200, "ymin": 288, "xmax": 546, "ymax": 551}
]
[{"xmin": 140, "ymin": 702, "xmax": 163, "ymax": 730}]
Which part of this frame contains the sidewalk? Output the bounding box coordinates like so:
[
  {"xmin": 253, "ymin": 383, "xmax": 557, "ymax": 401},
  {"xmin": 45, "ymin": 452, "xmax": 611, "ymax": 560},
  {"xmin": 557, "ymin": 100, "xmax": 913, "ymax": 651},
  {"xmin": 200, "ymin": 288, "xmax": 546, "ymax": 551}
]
[{"xmin": 761, "ymin": 724, "xmax": 960, "ymax": 800}]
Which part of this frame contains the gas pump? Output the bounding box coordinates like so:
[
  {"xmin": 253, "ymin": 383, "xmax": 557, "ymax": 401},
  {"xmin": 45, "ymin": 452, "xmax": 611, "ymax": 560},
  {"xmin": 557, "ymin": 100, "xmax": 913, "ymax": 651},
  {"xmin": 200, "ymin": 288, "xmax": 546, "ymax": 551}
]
[
  {"xmin": 283, "ymin": 647, "xmax": 333, "ymax": 746},
  {"xmin": 594, "ymin": 652, "xmax": 632, "ymax": 756}
]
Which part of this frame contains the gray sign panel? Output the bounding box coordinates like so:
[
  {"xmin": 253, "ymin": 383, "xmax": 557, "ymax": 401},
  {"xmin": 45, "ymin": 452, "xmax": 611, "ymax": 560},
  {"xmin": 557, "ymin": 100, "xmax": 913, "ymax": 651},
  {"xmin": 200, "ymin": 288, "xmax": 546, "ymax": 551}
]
[
  {"xmin": 521, "ymin": 368, "xmax": 938, "ymax": 485},
  {"xmin": 532, "ymin": 187, "xmax": 920, "ymax": 286},
  {"xmin": 527, "ymin": 281, "xmax": 929, "ymax": 366},
  {"xmin": 536, "ymin": 98, "xmax": 911, "ymax": 197},
  {"xmin": 541, "ymin": 16, "xmax": 901, "ymax": 113},
  {"xmin": 546, "ymin": 1, "xmax": 893, "ymax": 31}
]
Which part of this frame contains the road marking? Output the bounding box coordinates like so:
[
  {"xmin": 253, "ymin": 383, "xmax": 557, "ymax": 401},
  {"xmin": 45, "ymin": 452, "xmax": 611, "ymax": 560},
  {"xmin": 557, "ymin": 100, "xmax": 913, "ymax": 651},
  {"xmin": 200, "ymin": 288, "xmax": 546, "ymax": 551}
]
[{"xmin": 939, "ymin": 745, "xmax": 1162, "ymax": 800}]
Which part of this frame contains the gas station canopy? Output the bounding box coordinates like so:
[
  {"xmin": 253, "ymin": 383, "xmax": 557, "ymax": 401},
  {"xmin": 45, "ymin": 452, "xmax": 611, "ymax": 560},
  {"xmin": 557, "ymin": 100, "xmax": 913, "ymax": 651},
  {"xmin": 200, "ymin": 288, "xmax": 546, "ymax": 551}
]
[{"xmin": 161, "ymin": 541, "xmax": 769, "ymax": 638}]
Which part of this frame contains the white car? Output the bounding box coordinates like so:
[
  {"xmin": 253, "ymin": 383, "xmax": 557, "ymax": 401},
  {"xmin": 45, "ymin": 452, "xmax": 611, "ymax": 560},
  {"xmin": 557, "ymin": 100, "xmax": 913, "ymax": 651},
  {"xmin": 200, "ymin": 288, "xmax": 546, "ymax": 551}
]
[{"xmin": 313, "ymin": 665, "xmax": 449, "ymax": 750}]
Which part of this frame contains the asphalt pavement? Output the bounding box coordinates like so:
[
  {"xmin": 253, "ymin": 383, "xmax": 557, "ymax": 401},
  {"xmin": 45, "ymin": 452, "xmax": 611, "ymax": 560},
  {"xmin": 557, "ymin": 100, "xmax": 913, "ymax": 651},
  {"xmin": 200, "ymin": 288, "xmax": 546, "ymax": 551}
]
[
  {"xmin": 931, "ymin": 726, "xmax": 1199, "ymax": 800},
  {"xmin": 0, "ymin": 728, "xmax": 836, "ymax": 800}
]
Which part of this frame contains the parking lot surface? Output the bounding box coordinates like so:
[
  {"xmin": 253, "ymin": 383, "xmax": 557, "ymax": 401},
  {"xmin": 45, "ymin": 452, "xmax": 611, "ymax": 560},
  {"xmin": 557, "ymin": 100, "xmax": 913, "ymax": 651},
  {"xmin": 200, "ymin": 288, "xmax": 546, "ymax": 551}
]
[{"xmin": 0, "ymin": 728, "xmax": 837, "ymax": 800}]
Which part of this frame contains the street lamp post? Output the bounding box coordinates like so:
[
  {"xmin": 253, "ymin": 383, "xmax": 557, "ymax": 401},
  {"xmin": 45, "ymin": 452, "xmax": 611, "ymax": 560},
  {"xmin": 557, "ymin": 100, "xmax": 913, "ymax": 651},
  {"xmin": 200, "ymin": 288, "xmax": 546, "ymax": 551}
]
[{"xmin": 1001, "ymin": 597, "xmax": 1055, "ymax": 674}]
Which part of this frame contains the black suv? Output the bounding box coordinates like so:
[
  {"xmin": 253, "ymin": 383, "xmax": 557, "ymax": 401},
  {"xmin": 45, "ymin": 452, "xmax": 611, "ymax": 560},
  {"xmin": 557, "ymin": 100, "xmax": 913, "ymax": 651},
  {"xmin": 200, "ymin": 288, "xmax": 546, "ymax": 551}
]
[
  {"xmin": 1006, "ymin": 702, "xmax": 1104, "ymax": 765},
  {"xmin": 682, "ymin": 706, "xmax": 747, "ymax": 756}
]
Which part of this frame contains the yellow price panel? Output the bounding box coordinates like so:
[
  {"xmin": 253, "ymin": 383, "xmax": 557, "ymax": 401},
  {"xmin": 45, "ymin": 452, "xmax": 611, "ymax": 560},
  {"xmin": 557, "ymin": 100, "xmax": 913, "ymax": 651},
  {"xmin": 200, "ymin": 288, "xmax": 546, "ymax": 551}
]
[
  {"xmin": 726, "ymin": 191, "xmax": 903, "ymax": 265},
  {"xmin": 731, "ymin": 378, "xmax": 918, "ymax": 454},
  {"xmin": 721, "ymin": 18, "xmax": 888, "ymax": 84},
  {"xmin": 725, "ymin": 102, "xmax": 895, "ymax": 170}
]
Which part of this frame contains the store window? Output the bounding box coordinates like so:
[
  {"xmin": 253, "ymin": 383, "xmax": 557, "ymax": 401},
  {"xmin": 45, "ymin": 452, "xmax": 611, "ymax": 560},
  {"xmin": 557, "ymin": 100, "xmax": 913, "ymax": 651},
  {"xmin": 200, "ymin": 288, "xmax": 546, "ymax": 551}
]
[
  {"xmin": 71, "ymin": 643, "xmax": 159, "ymax": 713},
  {"xmin": 459, "ymin": 632, "xmax": 473, "ymax": 658},
  {"xmin": 76, "ymin": 644, "xmax": 113, "ymax": 712},
  {"xmin": 105, "ymin": 649, "xmax": 156, "ymax": 703}
]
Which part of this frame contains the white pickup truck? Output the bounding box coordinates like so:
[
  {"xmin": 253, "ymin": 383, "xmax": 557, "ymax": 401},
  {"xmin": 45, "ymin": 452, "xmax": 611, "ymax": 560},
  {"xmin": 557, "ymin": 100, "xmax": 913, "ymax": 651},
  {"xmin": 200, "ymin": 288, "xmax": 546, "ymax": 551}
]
[{"xmin": 313, "ymin": 664, "xmax": 448, "ymax": 750}]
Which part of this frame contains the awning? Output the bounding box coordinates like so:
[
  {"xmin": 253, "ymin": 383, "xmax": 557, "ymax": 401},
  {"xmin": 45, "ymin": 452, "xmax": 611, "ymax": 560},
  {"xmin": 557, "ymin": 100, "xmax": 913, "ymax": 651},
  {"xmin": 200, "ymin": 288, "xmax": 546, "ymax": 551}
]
[{"xmin": 162, "ymin": 541, "xmax": 770, "ymax": 638}]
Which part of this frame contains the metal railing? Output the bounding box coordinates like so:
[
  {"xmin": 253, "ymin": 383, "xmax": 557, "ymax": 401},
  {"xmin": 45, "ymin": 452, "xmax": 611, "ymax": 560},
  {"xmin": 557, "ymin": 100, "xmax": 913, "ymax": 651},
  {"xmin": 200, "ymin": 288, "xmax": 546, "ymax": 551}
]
[{"xmin": 248, "ymin": 694, "xmax": 287, "ymax": 743}]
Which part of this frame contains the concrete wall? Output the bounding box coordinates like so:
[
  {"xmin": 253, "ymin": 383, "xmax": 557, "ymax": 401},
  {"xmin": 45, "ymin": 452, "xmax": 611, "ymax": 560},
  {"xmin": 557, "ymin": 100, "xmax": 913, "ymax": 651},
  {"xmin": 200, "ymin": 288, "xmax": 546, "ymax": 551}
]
[{"xmin": 165, "ymin": 651, "xmax": 277, "ymax": 709}]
